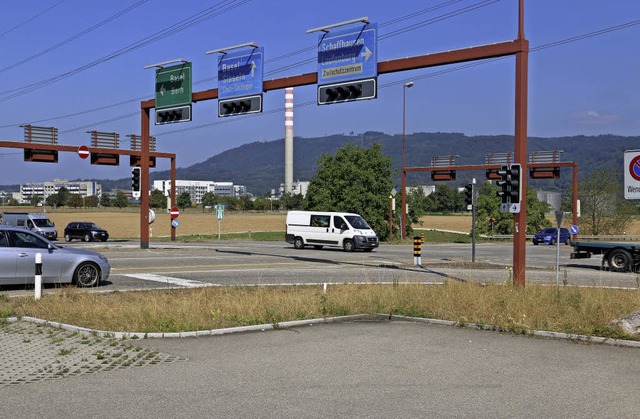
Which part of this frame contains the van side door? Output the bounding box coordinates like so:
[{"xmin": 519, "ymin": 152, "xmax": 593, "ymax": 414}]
[
  {"xmin": 331, "ymin": 215, "xmax": 349, "ymax": 242},
  {"xmin": 308, "ymin": 214, "xmax": 336, "ymax": 246}
]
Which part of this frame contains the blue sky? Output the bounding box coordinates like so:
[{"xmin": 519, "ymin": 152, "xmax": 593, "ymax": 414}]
[{"xmin": 1, "ymin": 0, "xmax": 639, "ymax": 185}]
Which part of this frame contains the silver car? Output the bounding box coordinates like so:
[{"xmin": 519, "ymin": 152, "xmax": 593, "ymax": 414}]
[{"xmin": 0, "ymin": 226, "xmax": 110, "ymax": 287}]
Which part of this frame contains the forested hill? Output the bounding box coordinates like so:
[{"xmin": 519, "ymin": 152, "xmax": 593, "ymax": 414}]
[{"xmin": 94, "ymin": 132, "xmax": 640, "ymax": 196}]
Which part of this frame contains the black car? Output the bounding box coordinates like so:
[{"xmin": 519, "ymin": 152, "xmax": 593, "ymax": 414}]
[{"xmin": 64, "ymin": 222, "xmax": 109, "ymax": 242}]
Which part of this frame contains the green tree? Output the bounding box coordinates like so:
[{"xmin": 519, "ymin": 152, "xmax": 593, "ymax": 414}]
[
  {"xmin": 29, "ymin": 195, "xmax": 42, "ymax": 206},
  {"xmin": 45, "ymin": 193, "xmax": 59, "ymax": 208},
  {"xmin": 176, "ymin": 192, "xmax": 192, "ymax": 210},
  {"xmin": 475, "ymin": 181, "xmax": 551, "ymax": 235},
  {"xmin": 84, "ymin": 195, "xmax": 99, "ymax": 208},
  {"xmin": 431, "ymin": 184, "xmax": 464, "ymax": 213},
  {"xmin": 279, "ymin": 193, "xmax": 304, "ymax": 211},
  {"xmin": 149, "ymin": 189, "xmax": 168, "ymax": 209},
  {"xmin": 113, "ymin": 191, "xmax": 130, "ymax": 208},
  {"xmin": 100, "ymin": 193, "xmax": 112, "ymax": 208},
  {"xmin": 201, "ymin": 192, "xmax": 217, "ymax": 211},
  {"xmin": 579, "ymin": 169, "xmax": 636, "ymax": 235},
  {"xmin": 68, "ymin": 194, "xmax": 84, "ymax": 208},
  {"xmin": 304, "ymin": 143, "xmax": 394, "ymax": 240},
  {"xmin": 406, "ymin": 187, "xmax": 432, "ymax": 235},
  {"xmin": 57, "ymin": 187, "xmax": 71, "ymax": 207}
]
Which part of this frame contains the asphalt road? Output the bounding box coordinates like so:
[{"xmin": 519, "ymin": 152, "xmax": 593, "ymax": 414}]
[
  {"xmin": 3, "ymin": 240, "xmax": 637, "ymax": 297},
  {"xmin": 2, "ymin": 319, "xmax": 640, "ymax": 418}
]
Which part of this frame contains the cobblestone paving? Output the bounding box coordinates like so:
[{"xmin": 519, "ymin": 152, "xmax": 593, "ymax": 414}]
[{"xmin": 0, "ymin": 320, "xmax": 183, "ymax": 387}]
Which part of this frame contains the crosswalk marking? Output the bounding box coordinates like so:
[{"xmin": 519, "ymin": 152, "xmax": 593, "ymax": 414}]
[{"xmin": 123, "ymin": 273, "xmax": 214, "ymax": 288}]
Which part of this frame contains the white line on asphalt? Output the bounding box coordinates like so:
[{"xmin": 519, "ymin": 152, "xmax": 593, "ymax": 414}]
[{"xmin": 123, "ymin": 273, "xmax": 214, "ymax": 288}]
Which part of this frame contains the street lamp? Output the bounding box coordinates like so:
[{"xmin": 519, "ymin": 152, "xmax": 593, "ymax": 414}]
[{"xmin": 401, "ymin": 81, "xmax": 414, "ymax": 240}]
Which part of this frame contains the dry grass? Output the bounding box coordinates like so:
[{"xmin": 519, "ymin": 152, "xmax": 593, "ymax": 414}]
[{"xmin": 2, "ymin": 282, "xmax": 639, "ymax": 339}]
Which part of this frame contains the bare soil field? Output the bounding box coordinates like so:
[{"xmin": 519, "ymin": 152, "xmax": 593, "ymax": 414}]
[
  {"xmin": 3, "ymin": 207, "xmax": 287, "ymax": 239},
  {"xmin": 4, "ymin": 208, "xmax": 640, "ymax": 239}
]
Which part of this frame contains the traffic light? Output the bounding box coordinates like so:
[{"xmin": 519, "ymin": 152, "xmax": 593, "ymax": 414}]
[
  {"xmin": 507, "ymin": 163, "xmax": 522, "ymax": 204},
  {"xmin": 131, "ymin": 167, "xmax": 141, "ymax": 193},
  {"xmin": 464, "ymin": 183, "xmax": 473, "ymax": 210},
  {"xmin": 318, "ymin": 78, "xmax": 377, "ymax": 105},
  {"xmin": 496, "ymin": 165, "xmax": 509, "ymax": 204},
  {"xmin": 218, "ymin": 95, "xmax": 262, "ymax": 117},
  {"xmin": 155, "ymin": 105, "xmax": 192, "ymax": 125}
]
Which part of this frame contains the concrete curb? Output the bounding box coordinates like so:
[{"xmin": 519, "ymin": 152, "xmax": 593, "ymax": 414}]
[{"xmin": 6, "ymin": 314, "xmax": 640, "ymax": 349}]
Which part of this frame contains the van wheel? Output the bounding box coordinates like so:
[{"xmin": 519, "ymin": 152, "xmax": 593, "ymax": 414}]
[
  {"xmin": 294, "ymin": 237, "xmax": 305, "ymax": 249},
  {"xmin": 343, "ymin": 239, "xmax": 355, "ymax": 252},
  {"xmin": 64, "ymin": 234, "xmax": 71, "ymax": 242}
]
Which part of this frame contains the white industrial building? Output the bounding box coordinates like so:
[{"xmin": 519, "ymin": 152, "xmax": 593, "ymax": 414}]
[
  {"xmin": 19, "ymin": 179, "xmax": 102, "ymax": 204},
  {"xmin": 152, "ymin": 180, "xmax": 246, "ymax": 204}
]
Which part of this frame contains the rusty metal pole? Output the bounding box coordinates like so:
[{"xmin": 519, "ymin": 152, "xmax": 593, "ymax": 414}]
[
  {"xmin": 513, "ymin": 0, "xmax": 529, "ymax": 287},
  {"xmin": 171, "ymin": 156, "xmax": 176, "ymax": 241},
  {"xmin": 572, "ymin": 162, "xmax": 579, "ymax": 238},
  {"xmin": 140, "ymin": 108, "xmax": 150, "ymax": 249}
]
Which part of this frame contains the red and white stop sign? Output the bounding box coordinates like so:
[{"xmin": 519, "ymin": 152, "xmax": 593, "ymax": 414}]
[
  {"xmin": 78, "ymin": 145, "xmax": 90, "ymax": 159},
  {"xmin": 170, "ymin": 207, "xmax": 180, "ymax": 219}
]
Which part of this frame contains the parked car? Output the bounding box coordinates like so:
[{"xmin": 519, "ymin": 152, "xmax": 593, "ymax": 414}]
[
  {"xmin": 532, "ymin": 227, "xmax": 570, "ymax": 245},
  {"xmin": 64, "ymin": 222, "xmax": 109, "ymax": 242},
  {"xmin": 0, "ymin": 226, "xmax": 110, "ymax": 287}
]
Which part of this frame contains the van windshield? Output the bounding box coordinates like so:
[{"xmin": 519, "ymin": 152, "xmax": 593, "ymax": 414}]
[
  {"xmin": 33, "ymin": 219, "xmax": 54, "ymax": 228},
  {"xmin": 345, "ymin": 215, "xmax": 370, "ymax": 229}
]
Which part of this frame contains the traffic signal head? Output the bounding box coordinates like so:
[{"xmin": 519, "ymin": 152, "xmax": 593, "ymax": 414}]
[
  {"xmin": 318, "ymin": 78, "xmax": 377, "ymax": 105},
  {"xmin": 507, "ymin": 163, "xmax": 522, "ymax": 204},
  {"xmin": 495, "ymin": 165, "xmax": 509, "ymax": 204},
  {"xmin": 155, "ymin": 105, "xmax": 192, "ymax": 125},
  {"xmin": 464, "ymin": 183, "xmax": 473, "ymax": 209},
  {"xmin": 218, "ymin": 95, "xmax": 262, "ymax": 117},
  {"xmin": 131, "ymin": 167, "xmax": 141, "ymax": 192}
]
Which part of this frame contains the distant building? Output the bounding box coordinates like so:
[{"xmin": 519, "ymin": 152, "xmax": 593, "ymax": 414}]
[
  {"xmin": 278, "ymin": 180, "xmax": 309, "ymax": 197},
  {"xmin": 19, "ymin": 179, "xmax": 102, "ymax": 204},
  {"xmin": 152, "ymin": 180, "xmax": 246, "ymax": 204},
  {"xmin": 536, "ymin": 190, "xmax": 562, "ymax": 212},
  {"xmin": 407, "ymin": 185, "xmax": 436, "ymax": 196}
]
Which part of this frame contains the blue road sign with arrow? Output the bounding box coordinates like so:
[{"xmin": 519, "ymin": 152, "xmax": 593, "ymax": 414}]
[
  {"xmin": 218, "ymin": 47, "xmax": 264, "ymax": 99},
  {"xmin": 317, "ymin": 23, "xmax": 377, "ymax": 85}
]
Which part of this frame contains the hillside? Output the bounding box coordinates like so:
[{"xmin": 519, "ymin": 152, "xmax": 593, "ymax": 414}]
[{"xmin": 5, "ymin": 132, "xmax": 636, "ymax": 196}]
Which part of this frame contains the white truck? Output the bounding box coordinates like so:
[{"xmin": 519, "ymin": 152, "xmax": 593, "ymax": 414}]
[
  {"xmin": 285, "ymin": 211, "xmax": 379, "ymax": 252},
  {"xmin": 1, "ymin": 212, "xmax": 58, "ymax": 241}
]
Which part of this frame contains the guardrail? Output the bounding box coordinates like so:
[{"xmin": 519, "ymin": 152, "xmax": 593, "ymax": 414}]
[{"xmin": 490, "ymin": 235, "xmax": 640, "ymax": 241}]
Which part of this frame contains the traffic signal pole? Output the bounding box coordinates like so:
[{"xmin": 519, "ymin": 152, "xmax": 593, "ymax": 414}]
[{"xmin": 513, "ymin": 1, "xmax": 529, "ymax": 286}]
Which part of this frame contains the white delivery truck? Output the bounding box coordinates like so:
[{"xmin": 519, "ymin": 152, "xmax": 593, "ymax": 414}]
[
  {"xmin": 286, "ymin": 211, "xmax": 379, "ymax": 252},
  {"xmin": 1, "ymin": 212, "xmax": 58, "ymax": 240}
]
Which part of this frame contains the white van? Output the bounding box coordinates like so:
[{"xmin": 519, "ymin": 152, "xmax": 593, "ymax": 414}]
[
  {"xmin": 1, "ymin": 212, "xmax": 58, "ymax": 241},
  {"xmin": 286, "ymin": 211, "xmax": 379, "ymax": 252}
]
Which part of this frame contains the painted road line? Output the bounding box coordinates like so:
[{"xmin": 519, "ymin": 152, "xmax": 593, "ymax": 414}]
[{"xmin": 123, "ymin": 273, "xmax": 213, "ymax": 288}]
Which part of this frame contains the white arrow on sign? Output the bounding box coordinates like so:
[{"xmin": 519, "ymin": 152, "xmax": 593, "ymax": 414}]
[
  {"xmin": 159, "ymin": 84, "xmax": 165, "ymax": 96},
  {"xmin": 361, "ymin": 46, "xmax": 372, "ymax": 61},
  {"xmin": 251, "ymin": 61, "xmax": 256, "ymax": 77}
]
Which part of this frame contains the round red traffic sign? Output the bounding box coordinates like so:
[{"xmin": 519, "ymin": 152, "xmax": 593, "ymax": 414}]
[
  {"xmin": 78, "ymin": 145, "xmax": 90, "ymax": 159},
  {"xmin": 170, "ymin": 207, "xmax": 180, "ymax": 219}
]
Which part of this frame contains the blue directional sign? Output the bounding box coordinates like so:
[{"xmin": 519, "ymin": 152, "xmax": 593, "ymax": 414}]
[
  {"xmin": 570, "ymin": 225, "xmax": 579, "ymax": 235},
  {"xmin": 218, "ymin": 47, "xmax": 264, "ymax": 99},
  {"xmin": 172, "ymin": 219, "xmax": 179, "ymax": 228},
  {"xmin": 317, "ymin": 23, "xmax": 377, "ymax": 85}
]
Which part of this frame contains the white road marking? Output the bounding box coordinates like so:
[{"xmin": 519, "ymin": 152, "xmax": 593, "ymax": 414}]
[{"xmin": 123, "ymin": 273, "xmax": 214, "ymax": 288}]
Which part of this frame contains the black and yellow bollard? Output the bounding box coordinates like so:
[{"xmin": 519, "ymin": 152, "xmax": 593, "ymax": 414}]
[
  {"xmin": 420, "ymin": 231, "xmax": 425, "ymax": 243},
  {"xmin": 413, "ymin": 236, "xmax": 422, "ymax": 266}
]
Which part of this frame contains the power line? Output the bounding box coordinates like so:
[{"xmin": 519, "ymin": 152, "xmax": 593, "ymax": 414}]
[
  {"xmin": 0, "ymin": 0, "xmax": 250, "ymax": 101},
  {"xmin": 0, "ymin": 0, "xmax": 150, "ymax": 75},
  {"xmin": 20, "ymin": 0, "xmax": 493, "ymax": 130},
  {"xmin": 0, "ymin": 0, "xmax": 68, "ymax": 40}
]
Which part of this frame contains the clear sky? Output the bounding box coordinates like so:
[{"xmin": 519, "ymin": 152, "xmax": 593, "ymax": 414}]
[{"xmin": 1, "ymin": 0, "xmax": 639, "ymax": 185}]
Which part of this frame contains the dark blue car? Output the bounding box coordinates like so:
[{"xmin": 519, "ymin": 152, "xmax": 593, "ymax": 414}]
[{"xmin": 532, "ymin": 227, "xmax": 570, "ymax": 245}]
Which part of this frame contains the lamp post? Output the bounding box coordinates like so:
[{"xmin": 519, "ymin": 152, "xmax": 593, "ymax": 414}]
[{"xmin": 401, "ymin": 81, "xmax": 414, "ymax": 240}]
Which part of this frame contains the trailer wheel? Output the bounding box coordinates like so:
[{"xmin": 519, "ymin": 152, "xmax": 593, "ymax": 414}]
[
  {"xmin": 608, "ymin": 249, "xmax": 633, "ymax": 272},
  {"xmin": 293, "ymin": 237, "xmax": 305, "ymax": 250}
]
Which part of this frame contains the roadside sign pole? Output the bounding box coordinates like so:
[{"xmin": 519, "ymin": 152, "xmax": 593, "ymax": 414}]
[
  {"xmin": 471, "ymin": 178, "xmax": 477, "ymax": 263},
  {"xmin": 555, "ymin": 211, "xmax": 564, "ymax": 288}
]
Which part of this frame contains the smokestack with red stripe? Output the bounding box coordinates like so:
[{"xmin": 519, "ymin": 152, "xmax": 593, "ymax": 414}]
[{"xmin": 284, "ymin": 88, "xmax": 294, "ymax": 194}]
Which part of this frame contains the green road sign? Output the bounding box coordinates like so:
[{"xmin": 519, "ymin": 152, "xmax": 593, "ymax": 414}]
[{"xmin": 155, "ymin": 62, "xmax": 192, "ymax": 109}]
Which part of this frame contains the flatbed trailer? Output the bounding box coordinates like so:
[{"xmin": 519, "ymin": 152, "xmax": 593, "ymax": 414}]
[{"xmin": 570, "ymin": 241, "xmax": 640, "ymax": 272}]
